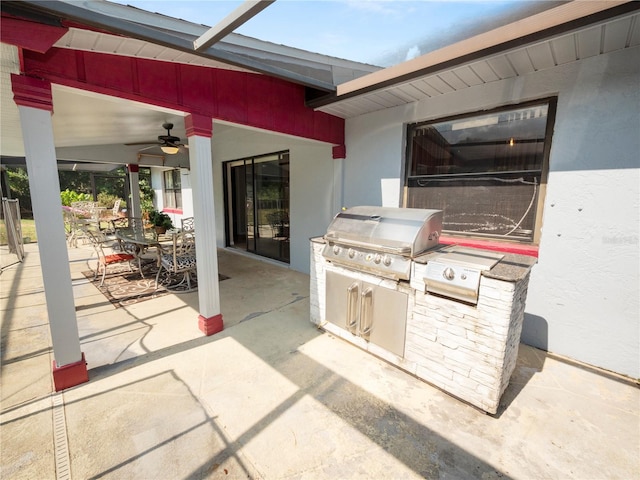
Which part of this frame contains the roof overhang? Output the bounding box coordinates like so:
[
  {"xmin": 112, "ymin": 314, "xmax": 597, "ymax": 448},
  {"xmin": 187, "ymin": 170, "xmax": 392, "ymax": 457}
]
[
  {"xmin": 310, "ymin": 0, "xmax": 640, "ymax": 116},
  {"xmin": 1, "ymin": 0, "xmax": 336, "ymax": 92}
]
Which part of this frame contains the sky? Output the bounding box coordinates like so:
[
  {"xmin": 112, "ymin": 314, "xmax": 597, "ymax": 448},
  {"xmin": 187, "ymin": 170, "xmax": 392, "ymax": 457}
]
[{"xmin": 110, "ymin": 0, "xmax": 547, "ymax": 67}]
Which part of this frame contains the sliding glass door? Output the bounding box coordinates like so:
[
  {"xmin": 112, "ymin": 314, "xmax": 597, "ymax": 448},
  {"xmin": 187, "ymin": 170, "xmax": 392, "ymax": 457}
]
[{"xmin": 224, "ymin": 152, "xmax": 289, "ymax": 263}]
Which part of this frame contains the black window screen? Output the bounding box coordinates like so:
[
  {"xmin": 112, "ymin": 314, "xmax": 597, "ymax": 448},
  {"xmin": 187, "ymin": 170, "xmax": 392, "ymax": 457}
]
[
  {"xmin": 163, "ymin": 169, "xmax": 182, "ymax": 210},
  {"xmin": 406, "ymin": 100, "xmax": 554, "ymax": 242}
]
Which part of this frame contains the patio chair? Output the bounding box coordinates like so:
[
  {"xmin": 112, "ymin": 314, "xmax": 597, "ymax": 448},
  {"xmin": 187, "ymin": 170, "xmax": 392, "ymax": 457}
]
[
  {"xmin": 66, "ymin": 204, "xmax": 100, "ymax": 247},
  {"xmin": 110, "ymin": 216, "xmax": 129, "ymax": 232},
  {"xmin": 86, "ymin": 229, "xmax": 136, "ymax": 286},
  {"xmin": 181, "ymin": 216, "xmax": 194, "ymax": 233},
  {"xmin": 155, "ymin": 231, "xmax": 197, "ymax": 292},
  {"xmin": 101, "ymin": 199, "xmax": 122, "ymax": 232}
]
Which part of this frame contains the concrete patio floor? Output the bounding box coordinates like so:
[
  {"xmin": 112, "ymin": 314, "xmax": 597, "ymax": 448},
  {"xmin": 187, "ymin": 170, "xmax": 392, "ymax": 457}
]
[{"xmin": 1, "ymin": 242, "xmax": 639, "ymax": 479}]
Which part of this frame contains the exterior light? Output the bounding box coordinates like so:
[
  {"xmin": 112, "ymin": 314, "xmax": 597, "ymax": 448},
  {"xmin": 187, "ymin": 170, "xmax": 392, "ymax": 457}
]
[{"xmin": 160, "ymin": 145, "xmax": 179, "ymax": 155}]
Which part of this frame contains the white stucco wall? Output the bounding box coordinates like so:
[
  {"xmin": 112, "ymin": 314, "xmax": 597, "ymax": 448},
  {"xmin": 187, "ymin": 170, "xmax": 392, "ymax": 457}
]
[
  {"xmin": 150, "ymin": 168, "xmax": 163, "ymax": 211},
  {"xmin": 341, "ymin": 46, "xmax": 640, "ymax": 378},
  {"xmin": 179, "ymin": 168, "xmax": 194, "ymax": 219},
  {"xmin": 149, "ymin": 167, "xmax": 193, "ymax": 228},
  {"xmin": 211, "ymin": 126, "xmax": 336, "ymax": 273}
]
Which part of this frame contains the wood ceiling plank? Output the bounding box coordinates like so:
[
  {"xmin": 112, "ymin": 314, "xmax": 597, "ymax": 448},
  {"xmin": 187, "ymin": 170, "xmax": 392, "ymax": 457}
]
[
  {"xmin": 422, "ymin": 75, "xmax": 455, "ymax": 94},
  {"xmin": 486, "ymin": 55, "xmax": 517, "ymax": 79},
  {"xmin": 438, "ymin": 70, "xmax": 469, "ymax": 89},
  {"xmin": 452, "ymin": 66, "xmax": 484, "ymax": 86},
  {"xmin": 526, "ymin": 42, "xmax": 556, "ymax": 70},
  {"xmin": 603, "ymin": 17, "xmax": 633, "ymax": 52},
  {"xmin": 576, "ymin": 26, "xmax": 602, "ymax": 58},
  {"xmin": 469, "ymin": 61, "xmax": 499, "ymax": 83},
  {"xmin": 506, "ymin": 50, "xmax": 535, "ymax": 75},
  {"xmin": 550, "ymin": 35, "xmax": 577, "ymax": 65}
]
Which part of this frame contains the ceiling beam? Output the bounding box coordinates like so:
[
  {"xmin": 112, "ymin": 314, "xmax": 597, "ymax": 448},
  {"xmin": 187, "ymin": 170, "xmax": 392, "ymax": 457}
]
[{"xmin": 193, "ymin": 0, "xmax": 275, "ymax": 51}]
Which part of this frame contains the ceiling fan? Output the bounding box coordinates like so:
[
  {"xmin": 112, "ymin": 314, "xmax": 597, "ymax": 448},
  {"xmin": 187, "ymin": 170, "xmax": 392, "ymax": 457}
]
[{"xmin": 126, "ymin": 122, "xmax": 187, "ymax": 155}]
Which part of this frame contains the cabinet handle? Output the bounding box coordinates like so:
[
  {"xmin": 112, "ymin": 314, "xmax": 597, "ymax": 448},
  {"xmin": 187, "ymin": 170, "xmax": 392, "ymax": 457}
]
[
  {"xmin": 359, "ymin": 287, "xmax": 373, "ymax": 340},
  {"xmin": 346, "ymin": 283, "xmax": 359, "ymax": 334}
]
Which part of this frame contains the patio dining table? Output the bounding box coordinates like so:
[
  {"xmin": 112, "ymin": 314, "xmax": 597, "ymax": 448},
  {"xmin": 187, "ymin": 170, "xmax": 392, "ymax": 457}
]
[{"xmin": 115, "ymin": 228, "xmax": 161, "ymax": 277}]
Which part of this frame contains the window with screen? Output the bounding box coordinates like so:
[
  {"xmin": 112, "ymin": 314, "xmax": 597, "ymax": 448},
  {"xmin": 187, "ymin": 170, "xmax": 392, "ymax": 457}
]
[
  {"xmin": 163, "ymin": 169, "xmax": 182, "ymax": 210},
  {"xmin": 405, "ymin": 99, "xmax": 555, "ymax": 243}
]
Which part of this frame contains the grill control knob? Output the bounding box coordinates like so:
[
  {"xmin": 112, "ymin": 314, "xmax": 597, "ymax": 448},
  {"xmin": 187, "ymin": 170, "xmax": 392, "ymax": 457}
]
[
  {"xmin": 383, "ymin": 255, "xmax": 392, "ymax": 266},
  {"xmin": 374, "ymin": 254, "xmax": 382, "ymax": 264},
  {"xmin": 348, "ymin": 248, "xmax": 356, "ymax": 259},
  {"xmin": 443, "ymin": 267, "xmax": 455, "ymax": 281},
  {"xmin": 333, "ymin": 245, "xmax": 341, "ymax": 255}
]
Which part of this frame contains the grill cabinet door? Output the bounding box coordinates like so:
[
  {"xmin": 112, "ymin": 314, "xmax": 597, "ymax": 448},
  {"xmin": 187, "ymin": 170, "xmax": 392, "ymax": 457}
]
[
  {"xmin": 325, "ymin": 270, "xmax": 408, "ymax": 357},
  {"xmin": 326, "ymin": 270, "xmax": 359, "ymax": 333},
  {"xmin": 362, "ymin": 280, "xmax": 408, "ymax": 357}
]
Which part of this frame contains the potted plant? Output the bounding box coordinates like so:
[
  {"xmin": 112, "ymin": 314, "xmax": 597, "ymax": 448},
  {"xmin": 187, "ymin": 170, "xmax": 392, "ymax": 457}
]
[{"xmin": 148, "ymin": 209, "xmax": 173, "ymax": 234}]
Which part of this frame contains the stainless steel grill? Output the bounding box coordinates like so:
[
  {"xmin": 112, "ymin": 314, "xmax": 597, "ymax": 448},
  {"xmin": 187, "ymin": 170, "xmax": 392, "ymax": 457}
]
[{"xmin": 322, "ymin": 206, "xmax": 443, "ymax": 280}]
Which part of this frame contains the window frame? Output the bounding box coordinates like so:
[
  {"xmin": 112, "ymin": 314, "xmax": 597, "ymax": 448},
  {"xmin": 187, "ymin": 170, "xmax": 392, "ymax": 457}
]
[
  {"xmin": 403, "ymin": 97, "xmax": 556, "ymax": 245},
  {"xmin": 163, "ymin": 168, "xmax": 182, "ymax": 212}
]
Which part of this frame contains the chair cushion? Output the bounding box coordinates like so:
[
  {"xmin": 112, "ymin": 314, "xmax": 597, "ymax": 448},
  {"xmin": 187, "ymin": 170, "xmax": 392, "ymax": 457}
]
[{"xmin": 103, "ymin": 253, "xmax": 135, "ymax": 265}]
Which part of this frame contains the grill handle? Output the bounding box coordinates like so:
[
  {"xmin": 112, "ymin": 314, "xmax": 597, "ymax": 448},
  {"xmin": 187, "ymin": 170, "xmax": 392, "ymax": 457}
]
[
  {"xmin": 346, "ymin": 282, "xmax": 359, "ymax": 334},
  {"xmin": 324, "ymin": 235, "xmax": 412, "ymax": 255},
  {"xmin": 359, "ymin": 287, "xmax": 373, "ymax": 341}
]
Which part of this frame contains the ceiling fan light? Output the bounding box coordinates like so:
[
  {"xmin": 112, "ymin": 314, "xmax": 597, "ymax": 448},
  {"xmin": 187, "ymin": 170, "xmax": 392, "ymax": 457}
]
[{"xmin": 160, "ymin": 145, "xmax": 180, "ymax": 155}]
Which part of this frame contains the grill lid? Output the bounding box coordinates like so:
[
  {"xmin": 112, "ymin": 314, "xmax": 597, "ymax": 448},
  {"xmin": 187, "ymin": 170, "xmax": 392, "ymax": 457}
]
[{"xmin": 324, "ymin": 206, "xmax": 443, "ymax": 257}]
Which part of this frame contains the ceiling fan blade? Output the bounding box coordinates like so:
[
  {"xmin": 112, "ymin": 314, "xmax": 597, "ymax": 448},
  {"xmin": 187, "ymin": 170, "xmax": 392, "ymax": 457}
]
[
  {"xmin": 125, "ymin": 141, "xmax": 161, "ymax": 146},
  {"xmin": 138, "ymin": 145, "xmax": 160, "ymax": 152}
]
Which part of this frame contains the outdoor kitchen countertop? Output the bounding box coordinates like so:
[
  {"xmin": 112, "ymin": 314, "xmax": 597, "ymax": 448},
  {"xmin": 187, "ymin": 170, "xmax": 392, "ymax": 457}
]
[
  {"xmin": 481, "ymin": 253, "xmax": 537, "ymax": 282},
  {"xmin": 414, "ymin": 246, "xmax": 537, "ymax": 283},
  {"xmin": 311, "ymin": 237, "xmax": 537, "ymax": 282}
]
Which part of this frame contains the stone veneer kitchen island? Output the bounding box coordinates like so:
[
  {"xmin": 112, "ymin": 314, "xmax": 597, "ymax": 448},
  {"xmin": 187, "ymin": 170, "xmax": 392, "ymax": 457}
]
[{"xmin": 310, "ymin": 238, "xmax": 537, "ymax": 414}]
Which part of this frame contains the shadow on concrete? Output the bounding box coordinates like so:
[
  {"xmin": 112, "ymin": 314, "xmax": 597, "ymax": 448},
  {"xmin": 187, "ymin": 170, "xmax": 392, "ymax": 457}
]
[{"xmin": 494, "ymin": 344, "xmax": 546, "ymax": 418}]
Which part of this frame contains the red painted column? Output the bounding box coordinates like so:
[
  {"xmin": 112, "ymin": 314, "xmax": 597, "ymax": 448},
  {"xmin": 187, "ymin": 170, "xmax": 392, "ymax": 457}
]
[
  {"xmin": 185, "ymin": 114, "xmax": 224, "ymax": 336},
  {"xmin": 12, "ymin": 74, "xmax": 88, "ymax": 391}
]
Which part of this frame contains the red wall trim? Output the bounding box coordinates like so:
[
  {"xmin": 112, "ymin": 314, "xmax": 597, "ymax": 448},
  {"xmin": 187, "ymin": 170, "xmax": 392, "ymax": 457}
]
[
  {"xmin": 163, "ymin": 208, "xmax": 182, "ymax": 214},
  {"xmin": 332, "ymin": 145, "xmax": 346, "ymax": 159},
  {"xmin": 11, "ymin": 74, "xmax": 53, "ymax": 111},
  {"xmin": 21, "ymin": 48, "xmax": 345, "ymax": 146},
  {"xmin": 1, "ymin": 15, "xmax": 68, "ymax": 54},
  {"xmin": 185, "ymin": 113, "xmax": 212, "ymax": 138},
  {"xmin": 439, "ymin": 235, "xmax": 539, "ymax": 258}
]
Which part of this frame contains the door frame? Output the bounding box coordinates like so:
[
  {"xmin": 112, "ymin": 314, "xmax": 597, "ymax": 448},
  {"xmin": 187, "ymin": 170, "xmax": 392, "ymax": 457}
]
[{"xmin": 223, "ymin": 150, "xmax": 290, "ymax": 262}]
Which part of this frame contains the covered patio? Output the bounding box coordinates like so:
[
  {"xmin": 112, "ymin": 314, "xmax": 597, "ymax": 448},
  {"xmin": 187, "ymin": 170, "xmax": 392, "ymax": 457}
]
[
  {"xmin": 1, "ymin": 241, "xmax": 638, "ymax": 478},
  {"xmin": 1, "ymin": 0, "xmax": 359, "ymax": 389}
]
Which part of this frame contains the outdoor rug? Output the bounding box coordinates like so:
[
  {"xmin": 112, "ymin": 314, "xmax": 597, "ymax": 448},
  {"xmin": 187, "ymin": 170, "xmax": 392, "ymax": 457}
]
[{"xmin": 82, "ymin": 263, "xmax": 229, "ymax": 308}]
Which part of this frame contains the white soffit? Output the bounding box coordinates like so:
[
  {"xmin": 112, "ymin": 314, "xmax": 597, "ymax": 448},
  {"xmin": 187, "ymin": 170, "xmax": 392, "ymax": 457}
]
[
  {"xmin": 55, "ymin": 28, "xmax": 251, "ymax": 71},
  {"xmin": 0, "ymin": 44, "xmax": 24, "ymax": 156},
  {"xmin": 318, "ymin": 7, "xmax": 640, "ymax": 119}
]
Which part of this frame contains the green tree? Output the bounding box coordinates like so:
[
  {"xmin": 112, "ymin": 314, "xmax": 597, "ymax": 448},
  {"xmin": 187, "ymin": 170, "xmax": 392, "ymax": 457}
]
[
  {"xmin": 6, "ymin": 168, "xmax": 32, "ymax": 216},
  {"xmin": 58, "ymin": 170, "xmax": 92, "ymax": 194}
]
